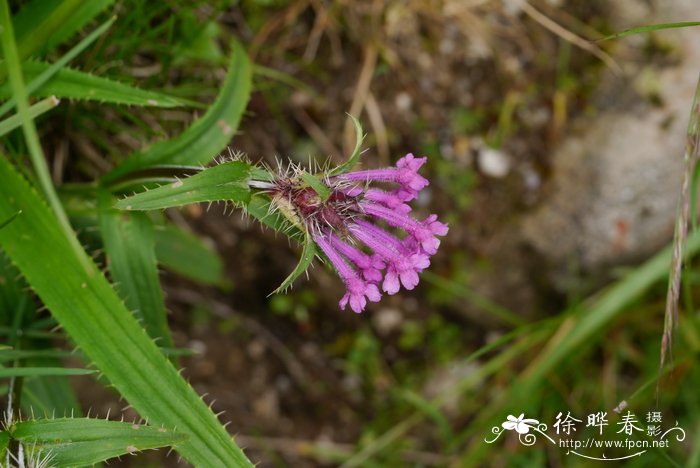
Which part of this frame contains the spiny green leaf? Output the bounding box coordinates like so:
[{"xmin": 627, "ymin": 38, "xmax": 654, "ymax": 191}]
[
  {"xmin": 0, "ymin": 16, "xmax": 116, "ymax": 120},
  {"xmin": 245, "ymin": 194, "xmax": 303, "ymax": 241},
  {"xmin": 0, "ymin": 211, "xmax": 20, "ymax": 230},
  {"xmin": 0, "ymin": 156, "xmax": 252, "ymax": 466},
  {"xmin": 99, "ymin": 190, "xmax": 174, "ymax": 350},
  {"xmin": 11, "ymin": 0, "xmax": 115, "ymax": 60},
  {"xmin": 154, "ymin": 223, "xmax": 224, "ymax": 285},
  {"xmin": 328, "ymin": 115, "xmax": 365, "ymax": 176},
  {"xmin": 0, "ymin": 96, "xmax": 59, "ymax": 137},
  {"xmin": 115, "ymin": 161, "xmax": 251, "ymax": 211},
  {"xmin": 103, "ymin": 42, "xmax": 252, "ymax": 183},
  {"xmin": 597, "ymin": 22, "xmax": 700, "ymax": 42},
  {"xmin": 0, "ymin": 61, "xmax": 191, "ymax": 108},
  {"xmin": 0, "ymin": 367, "xmax": 95, "ymax": 378},
  {"xmin": 272, "ymin": 231, "xmax": 317, "ymax": 294},
  {"xmin": 10, "ymin": 417, "xmax": 187, "ymax": 467}
]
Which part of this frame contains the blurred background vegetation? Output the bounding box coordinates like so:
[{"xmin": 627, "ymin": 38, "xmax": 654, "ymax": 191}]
[{"xmin": 3, "ymin": 0, "xmax": 700, "ymax": 466}]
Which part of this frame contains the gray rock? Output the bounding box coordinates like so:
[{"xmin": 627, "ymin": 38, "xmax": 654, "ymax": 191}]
[{"xmin": 521, "ymin": 0, "xmax": 700, "ymax": 274}]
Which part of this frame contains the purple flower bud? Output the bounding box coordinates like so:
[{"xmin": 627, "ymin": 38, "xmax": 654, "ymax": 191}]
[
  {"xmin": 312, "ymin": 231, "xmax": 381, "ymax": 313},
  {"xmin": 360, "ymin": 202, "xmax": 443, "ymax": 254},
  {"xmin": 335, "ymin": 153, "xmax": 429, "ymax": 197},
  {"xmin": 327, "ymin": 231, "xmax": 385, "ymax": 283},
  {"xmin": 349, "ymin": 220, "xmax": 432, "ymax": 295},
  {"xmin": 364, "ymin": 188, "xmax": 412, "ymax": 213}
]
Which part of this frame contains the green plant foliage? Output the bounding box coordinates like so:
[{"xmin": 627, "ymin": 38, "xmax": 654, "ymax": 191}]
[
  {"xmin": 0, "ymin": 367, "xmax": 95, "ymax": 378},
  {"xmin": 272, "ymin": 232, "xmax": 317, "ymax": 294},
  {"xmin": 328, "ymin": 115, "xmax": 365, "ymax": 176},
  {"xmin": 0, "ymin": 16, "xmax": 116, "ymax": 120},
  {"xmin": 7, "ymin": 417, "xmax": 186, "ymax": 466},
  {"xmin": 245, "ymin": 193, "xmax": 303, "ymax": 240},
  {"xmin": 11, "ymin": 0, "xmax": 114, "ymax": 60},
  {"xmin": 0, "ymin": 61, "xmax": 191, "ymax": 107},
  {"xmin": 598, "ymin": 21, "xmax": 700, "ymax": 41},
  {"xmin": 103, "ymin": 42, "xmax": 253, "ymax": 183},
  {"xmin": 115, "ymin": 161, "xmax": 252, "ymax": 211},
  {"xmin": 0, "ymin": 96, "xmax": 59, "ymax": 137},
  {"xmin": 0, "ymin": 431, "xmax": 8, "ymax": 457},
  {"xmin": 154, "ymin": 223, "xmax": 224, "ymax": 286},
  {"xmin": 99, "ymin": 190, "xmax": 174, "ymax": 349},
  {"xmin": 0, "ymin": 211, "xmax": 20, "ymax": 230},
  {"xmin": 0, "ymin": 350, "xmax": 75, "ymax": 362},
  {"xmin": 0, "ymin": 156, "xmax": 252, "ymax": 466}
]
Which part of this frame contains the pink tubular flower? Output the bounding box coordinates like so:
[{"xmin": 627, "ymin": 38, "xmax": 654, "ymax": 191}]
[
  {"xmin": 267, "ymin": 153, "xmax": 448, "ymax": 313},
  {"xmin": 313, "ymin": 232, "xmax": 381, "ymax": 313}
]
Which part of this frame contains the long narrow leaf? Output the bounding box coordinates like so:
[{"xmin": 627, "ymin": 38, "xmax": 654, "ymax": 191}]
[
  {"xmin": 114, "ymin": 161, "xmax": 251, "ymax": 211},
  {"xmin": 522, "ymin": 230, "xmax": 700, "ymax": 386},
  {"xmin": 0, "ymin": 156, "xmax": 252, "ymax": 466},
  {"xmin": 99, "ymin": 190, "xmax": 174, "ymax": 349},
  {"xmin": 328, "ymin": 115, "xmax": 365, "ymax": 176},
  {"xmin": 103, "ymin": 42, "xmax": 252, "ymax": 183},
  {"xmin": 10, "ymin": 417, "xmax": 186, "ymax": 467},
  {"xmin": 0, "ymin": 16, "xmax": 116, "ymax": 119},
  {"xmin": 0, "ymin": 367, "xmax": 95, "ymax": 378},
  {"xmin": 272, "ymin": 232, "xmax": 316, "ymax": 294},
  {"xmin": 598, "ymin": 22, "xmax": 700, "ymax": 42},
  {"xmin": 0, "ymin": 349, "xmax": 74, "ymax": 362},
  {"xmin": 12, "ymin": 0, "xmax": 114, "ymax": 60},
  {"xmin": 0, "ymin": 61, "xmax": 191, "ymax": 108},
  {"xmin": 0, "ymin": 96, "xmax": 59, "ymax": 137}
]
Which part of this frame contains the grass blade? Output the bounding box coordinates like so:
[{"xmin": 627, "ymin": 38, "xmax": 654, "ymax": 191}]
[
  {"xmin": 0, "ymin": 350, "xmax": 75, "ymax": 362},
  {"xmin": 521, "ymin": 230, "xmax": 700, "ymax": 387},
  {"xmin": 12, "ymin": 0, "xmax": 114, "ymax": 60},
  {"xmin": 0, "ymin": 16, "xmax": 115, "ymax": 120},
  {"xmin": 10, "ymin": 417, "xmax": 186, "ymax": 466},
  {"xmin": 0, "ymin": 61, "xmax": 192, "ymax": 108},
  {"xmin": 0, "ymin": 155, "xmax": 252, "ymax": 466},
  {"xmin": 99, "ymin": 190, "xmax": 174, "ymax": 349},
  {"xmin": 598, "ymin": 22, "xmax": 700, "ymax": 42},
  {"xmin": 0, "ymin": 96, "xmax": 59, "ymax": 137},
  {"xmin": 114, "ymin": 161, "xmax": 251, "ymax": 211},
  {"xmin": 0, "ymin": 0, "xmax": 89, "ymax": 271},
  {"xmin": 103, "ymin": 42, "xmax": 252, "ymax": 183},
  {"xmin": 0, "ymin": 367, "xmax": 95, "ymax": 378}
]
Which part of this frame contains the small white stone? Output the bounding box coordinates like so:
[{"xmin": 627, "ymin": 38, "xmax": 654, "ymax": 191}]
[
  {"xmin": 188, "ymin": 340, "xmax": 207, "ymax": 355},
  {"xmin": 478, "ymin": 147, "xmax": 511, "ymax": 178},
  {"xmin": 395, "ymin": 92, "xmax": 412, "ymax": 112},
  {"xmin": 372, "ymin": 308, "xmax": 403, "ymax": 336}
]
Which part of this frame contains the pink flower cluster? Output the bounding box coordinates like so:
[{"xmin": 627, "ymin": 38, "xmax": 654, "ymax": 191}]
[{"xmin": 307, "ymin": 154, "xmax": 448, "ymax": 313}]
